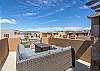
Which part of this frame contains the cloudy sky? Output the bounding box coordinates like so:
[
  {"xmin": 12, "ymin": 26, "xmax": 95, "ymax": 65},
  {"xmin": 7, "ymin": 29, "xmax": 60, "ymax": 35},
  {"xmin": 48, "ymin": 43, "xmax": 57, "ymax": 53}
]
[{"xmin": 0, "ymin": 0, "xmax": 94, "ymax": 32}]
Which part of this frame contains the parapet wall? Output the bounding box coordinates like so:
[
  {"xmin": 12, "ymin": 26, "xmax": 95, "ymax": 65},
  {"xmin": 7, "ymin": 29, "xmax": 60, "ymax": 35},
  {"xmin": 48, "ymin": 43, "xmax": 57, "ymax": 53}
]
[
  {"xmin": 42, "ymin": 37, "xmax": 84, "ymax": 52},
  {"xmin": 8, "ymin": 38, "xmax": 20, "ymax": 52},
  {"xmin": 0, "ymin": 38, "xmax": 20, "ymax": 70},
  {"xmin": 42, "ymin": 37, "xmax": 91, "ymax": 63},
  {"xmin": 0, "ymin": 38, "xmax": 9, "ymax": 71}
]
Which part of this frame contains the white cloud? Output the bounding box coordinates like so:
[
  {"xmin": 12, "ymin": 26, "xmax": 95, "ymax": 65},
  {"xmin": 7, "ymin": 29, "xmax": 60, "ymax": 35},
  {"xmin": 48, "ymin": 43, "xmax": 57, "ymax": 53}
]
[
  {"xmin": 32, "ymin": 8, "xmax": 65, "ymax": 20},
  {"xmin": 51, "ymin": 27, "xmax": 63, "ymax": 31},
  {"xmin": 79, "ymin": 5, "xmax": 89, "ymax": 10},
  {"xmin": 17, "ymin": 28, "xmax": 35, "ymax": 31},
  {"xmin": 63, "ymin": 27, "xmax": 91, "ymax": 31},
  {"xmin": 42, "ymin": 0, "xmax": 48, "ymax": 4},
  {"xmin": 34, "ymin": 27, "xmax": 51, "ymax": 32},
  {"xmin": 75, "ymin": 15, "xmax": 81, "ymax": 18},
  {"xmin": 24, "ymin": 1, "xmax": 75, "ymax": 21},
  {"xmin": 19, "ymin": 27, "xmax": 91, "ymax": 32},
  {"xmin": 38, "ymin": 20, "xmax": 57, "ymax": 24},
  {"xmin": 31, "ymin": 3, "xmax": 73, "ymax": 21},
  {"xmin": 26, "ymin": 1, "xmax": 40, "ymax": 7},
  {"xmin": 56, "ymin": 8, "xmax": 65, "ymax": 12},
  {"xmin": 0, "ymin": 18, "xmax": 16, "ymax": 24},
  {"xmin": 23, "ymin": 12, "xmax": 37, "ymax": 16}
]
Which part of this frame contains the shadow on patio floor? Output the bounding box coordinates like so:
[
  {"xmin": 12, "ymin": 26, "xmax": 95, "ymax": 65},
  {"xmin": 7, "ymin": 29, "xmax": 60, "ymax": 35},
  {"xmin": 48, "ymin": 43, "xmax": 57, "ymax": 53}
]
[{"xmin": 66, "ymin": 60, "xmax": 90, "ymax": 71}]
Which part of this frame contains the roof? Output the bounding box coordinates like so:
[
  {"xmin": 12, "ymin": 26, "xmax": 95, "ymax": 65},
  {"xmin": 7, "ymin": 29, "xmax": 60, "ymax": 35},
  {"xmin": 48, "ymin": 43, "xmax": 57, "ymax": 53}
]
[
  {"xmin": 86, "ymin": 0, "xmax": 99, "ymax": 6},
  {"xmin": 86, "ymin": 0, "xmax": 100, "ymax": 12},
  {"xmin": 88, "ymin": 13, "xmax": 100, "ymax": 18},
  {"xmin": 91, "ymin": 4, "xmax": 100, "ymax": 10}
]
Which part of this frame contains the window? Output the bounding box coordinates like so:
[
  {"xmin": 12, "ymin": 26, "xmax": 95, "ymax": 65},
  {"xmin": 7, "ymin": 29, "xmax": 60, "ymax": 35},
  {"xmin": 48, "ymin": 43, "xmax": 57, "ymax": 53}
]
[
  {"xmin": 4, "ymin": 34, "xmax": 9, "ymax": 38},
  {"xmin": 14, "ymin": 32, "xmax": 17, "ymax": 35},
  {"xmin": 31, "ymin": 36, "xmax": 33, "ymax": 38}
]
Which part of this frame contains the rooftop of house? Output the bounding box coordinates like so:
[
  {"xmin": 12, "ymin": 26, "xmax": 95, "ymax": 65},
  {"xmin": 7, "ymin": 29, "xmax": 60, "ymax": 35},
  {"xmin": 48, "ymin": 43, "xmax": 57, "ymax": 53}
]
[
  {"xmin": 16, "ymin": 44, "xmax": 72, "ymax": 60},
  {"xmin": 1, "ymin": 52, "xmax": 90, "ymax": 71},
  {"xmin": 88, "ymin": 13, "xmax": 100, "ymax": 18},
  {"xmin": 86, "ymin": 0, "xmax": 100, "ymax": 12}
]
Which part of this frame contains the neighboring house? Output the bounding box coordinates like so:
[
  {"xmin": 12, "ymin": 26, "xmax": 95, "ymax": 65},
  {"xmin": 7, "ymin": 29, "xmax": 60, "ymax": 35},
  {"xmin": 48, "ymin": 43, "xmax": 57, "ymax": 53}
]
[
  {"xmin": 41, "ymin": 32, "xmax": 52, "ymax": 37},
  {"xmin": 41, "ymin": 32, "xmax": 66, "ymax": 38},
  {"xmin": 0, "ymin": 29, "xmax": 41, "ymax": 39},
  {"xmin": 0, "ymin": 29, "xmax": 91, "ymax": 40},
  {"xmin": 0, "ymin": 29, "xmax": 20, "ymax": 39},
  {"xmin": 19, "ymin": 31, "xmax": 41, "ymax": 40},
  {"xmin": 65, "ymin": 30, "xmax": 91, "ymax": 39},
  {"xmin": 41, "ymin": 30, "xmax": 90, "ymax": 39}
]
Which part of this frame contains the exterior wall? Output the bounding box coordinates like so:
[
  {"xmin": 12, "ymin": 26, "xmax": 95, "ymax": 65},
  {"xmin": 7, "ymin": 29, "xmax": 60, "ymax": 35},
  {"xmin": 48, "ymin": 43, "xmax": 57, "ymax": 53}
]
[
  {"xmin": 77, "ymin": 36, "xmax": 90, "ymax": 40},
  {"xmin": 0, "ymin": 30, "xmax": 1, "ymax": 39},
  {"xmin": 42, "ymin": 37, "xmax": 84, "ymax": 52},
  {"xmin": 53, "ymin": 32, "xmax": 66, "ymax": 38},
  {"xmin": 0, "ymin": 38, "xmax": 9, "ymax": 70},
  {"xmin": 90, "ymin": 16, "xmax": 100, "ymax": 71},
  {"xmin": 91, "ymin": 16, "xmax": 100, "ymax": 37},
  {"xmin": 42, "ymin": 37, "xmax": 91, "ymax": 63},
  {"xmin": 41, "ymin": 30, "xmax": 90, "ymax": 40},
  {"xmin": 0, "ymin": 38, "xmax": 20, "ymax": 70},
  {"xmin": 75, "ymin": 40, "xmax": 92, "ymax": 63},
  {"xmin": 58, "ymin": 32, "xmax": 65, "ymax": 36},
  {"xmin": 8, "ymin": 38, "xmax": 20, "ymax": 52},
  {"xmin": 42, "ymin": 37, "xmax": 49, "ymax": 44},
  {"xmin": 19, "ymin": 31, "xmax": 41, "ymax": 40},
  {"xmin": 0, "ymin": 29, "xmax": 20, "ymax": 39},
  {"xmin": 80, "ymin": 47, "xmax": 91, "ymax": 63},
  {"xmin": 41, "ymin": 33, "xmax": 47, "ymax": 37}
]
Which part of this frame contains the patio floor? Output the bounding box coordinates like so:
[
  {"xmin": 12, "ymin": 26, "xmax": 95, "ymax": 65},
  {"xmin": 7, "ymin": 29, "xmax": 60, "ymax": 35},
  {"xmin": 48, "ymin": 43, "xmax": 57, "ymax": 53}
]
[
  {"xmin": 1, "ymin": 52, "xmax": 90, "ymax": 71},
  {"xmin": 1, "ymin": 52, "xmax": 16, "ymax": 71},
  {"xmin": 66, "ymin": 59, "xmax": 90, "ymax": 71}
]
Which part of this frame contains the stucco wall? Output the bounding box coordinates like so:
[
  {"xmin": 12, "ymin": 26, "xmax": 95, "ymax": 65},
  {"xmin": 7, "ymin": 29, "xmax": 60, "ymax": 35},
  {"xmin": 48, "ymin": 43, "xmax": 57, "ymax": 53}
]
[
  {"xmin": 80, "ymin": 47, "xmax": 91, "ymax": 63},
  {"xmin": 0, "ymin": 38, "xmax": 9, "ymax": 70},
  {"xmin": 8, "ymin": 38, "xmax": 20, "ymax": 52},
  {"xmin": 0, "ymin": 29, "xmax": 20, "ymax": 39},
  {"xmin": 42, "ymin": 37, "xmax": 84, "ymax": 52},
  {"xmin": 42, "ymin": 37, "xmax": 91, "ymax": 63}
]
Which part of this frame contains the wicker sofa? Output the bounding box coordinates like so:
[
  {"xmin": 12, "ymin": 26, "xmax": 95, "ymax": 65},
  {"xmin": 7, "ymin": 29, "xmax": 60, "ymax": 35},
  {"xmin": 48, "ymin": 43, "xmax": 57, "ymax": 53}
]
[{"xmin": 16, "ymin": 44, "xmax": 75, "ymax": 71}]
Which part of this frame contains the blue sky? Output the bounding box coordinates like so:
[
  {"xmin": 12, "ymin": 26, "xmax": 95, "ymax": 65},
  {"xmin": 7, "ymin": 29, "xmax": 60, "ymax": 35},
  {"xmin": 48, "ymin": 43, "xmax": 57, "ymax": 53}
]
[{"xmin": 0, "ymin": 0, "xmax": 93, "ymax": 32}]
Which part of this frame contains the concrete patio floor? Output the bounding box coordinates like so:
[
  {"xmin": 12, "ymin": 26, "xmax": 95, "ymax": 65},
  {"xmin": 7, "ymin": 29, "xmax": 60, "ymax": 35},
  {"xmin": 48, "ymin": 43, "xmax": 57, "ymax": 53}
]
[
  {"xmin": 66, "ymin": 59, "xmax": 90, "ymax": 71},
  {"xmin": 1, "ymin": 52, "xmax": 90, "ymax": 71},
  {"xmin": 1, "ymin": 52, "xmax": 16, "ymax": 71}
]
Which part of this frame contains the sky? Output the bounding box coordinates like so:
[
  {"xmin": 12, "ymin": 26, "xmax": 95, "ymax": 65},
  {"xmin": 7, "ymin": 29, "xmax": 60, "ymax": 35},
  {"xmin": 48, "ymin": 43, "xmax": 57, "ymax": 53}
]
[{"xmin": 0, "ymin": 0, "xmax": 95, "ymax": 32}]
